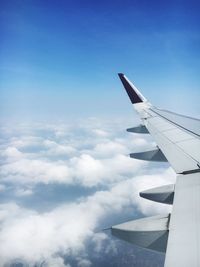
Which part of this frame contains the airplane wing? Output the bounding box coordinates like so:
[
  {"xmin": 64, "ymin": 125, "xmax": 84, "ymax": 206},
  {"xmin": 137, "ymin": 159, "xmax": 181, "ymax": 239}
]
[{"xmin": 111, "ymin": 73, "xmax": 200, "ymax": 267}]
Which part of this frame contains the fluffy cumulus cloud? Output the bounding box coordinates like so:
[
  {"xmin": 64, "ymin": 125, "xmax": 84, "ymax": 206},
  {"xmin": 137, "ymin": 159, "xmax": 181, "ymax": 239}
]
[
  {"xmin": 0, "ymin": 119, "xmax": 150, "ymax": 187},
  {"xmin": 0, "ymin": 169, "xmax": 174, "ymax": 267},
  {"xmin": 0, "ymin": 118, "xmax": 175, "ymax": 266}
]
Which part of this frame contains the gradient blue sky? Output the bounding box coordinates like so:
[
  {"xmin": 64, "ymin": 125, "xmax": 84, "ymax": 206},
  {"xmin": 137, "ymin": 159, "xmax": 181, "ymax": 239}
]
[{"xmin": 1, "ymin": 0, "xmax": 200, "ymax": 120}]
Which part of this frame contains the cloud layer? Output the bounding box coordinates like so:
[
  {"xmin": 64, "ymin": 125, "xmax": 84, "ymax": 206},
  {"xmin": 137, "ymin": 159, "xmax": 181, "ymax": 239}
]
[{"xmin": 0, "ymin": 118, "xmax": 175, "ymax": 266}]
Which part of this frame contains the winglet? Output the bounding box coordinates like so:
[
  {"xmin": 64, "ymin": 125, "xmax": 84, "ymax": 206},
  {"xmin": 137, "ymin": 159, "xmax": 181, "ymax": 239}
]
[{"xmin": 118, "ymin": 73, "xmax": 145, "ymax": 104}]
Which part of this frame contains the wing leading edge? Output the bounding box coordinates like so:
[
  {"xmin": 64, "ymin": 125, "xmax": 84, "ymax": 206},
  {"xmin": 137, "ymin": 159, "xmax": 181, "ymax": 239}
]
[{"xmin": 111, "ymin": 73, "xmax": 200, "ymax": 267}]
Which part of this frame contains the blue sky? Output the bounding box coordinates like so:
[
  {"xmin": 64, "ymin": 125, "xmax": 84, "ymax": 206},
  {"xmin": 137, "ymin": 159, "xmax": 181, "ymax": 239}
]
[{"xmin": 1, "ymin": 0, "xmax": 200, "ymax": 120}]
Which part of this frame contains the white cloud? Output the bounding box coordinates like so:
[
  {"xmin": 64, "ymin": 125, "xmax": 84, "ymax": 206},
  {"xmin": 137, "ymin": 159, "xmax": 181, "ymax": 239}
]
[
  {"xmin": 43, "ymin": 140, "xmax": 76, "ymax": 157},
  {"xmin": 0, "ymin": 203, "xmax": 24, "ymax": 223},
  {"xmin": 1, "ymin": 158, "xmax": 73, "ymax": 184},
  {"xmin": 92, "ymin": 141, "xmax": 127, "ymax": 157},
  {"xmin": 92, "ymin": 129, "xmax": 110, "ymax": 138},
  {"xmin": 0, "ymin": 166, "xmax": 173, "ymax": 267},
  {"xmin": 0, "ymin": 122, "xmax": 132, "ymax": 186},
  {"xmin": 1, "ymin": 153, "xmax": 144, "ymax": 187},
  {"xmin": 0, "ymin": 119, "xmax": 176, "ymax": 266},
  {"xmin": 1, "ymin": 146, "xmax": 23, "ymax": 162},
  {"xmin": 70, "ymin": 153, "xmax": 143, "ymax": 187}
]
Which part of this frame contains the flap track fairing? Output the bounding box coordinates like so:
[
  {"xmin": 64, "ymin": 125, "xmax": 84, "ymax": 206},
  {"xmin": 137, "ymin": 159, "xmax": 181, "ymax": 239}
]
[
  {"xmin": 127, "ymin": 124, "xmax": 149, "ymax": 134},
  {"xmin": 130, "ymin": 148, "xmax": 168, "ymax": 162},
  {"xmin": 111, "ymin": 214, "xmax": 170, "ymax": 253},
  {"xmin": 140, "ymin": 184, "xmax": 174, "ymax": 205}
]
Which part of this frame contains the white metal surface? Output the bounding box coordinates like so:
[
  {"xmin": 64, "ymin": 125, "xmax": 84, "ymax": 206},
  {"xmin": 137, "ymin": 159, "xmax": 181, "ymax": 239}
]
[
  {"xmin": 140, "ymin": 184, "xmax": 174, "ymax": 204},
  {"xmin": 112, "ymin": 214, "xmax": 169, "ymax": 253},
  {"xmin": 117, "ymin": 73, "xmax": 200, "ymax": 267},
  {"xmin": 164, "ymin": 173, "xmax": 200, "ymax": 267}
]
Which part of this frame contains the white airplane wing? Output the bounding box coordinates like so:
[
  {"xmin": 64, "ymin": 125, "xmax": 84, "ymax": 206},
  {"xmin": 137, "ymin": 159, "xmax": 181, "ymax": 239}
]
[{"xmin": 111, "ymin": 73, "xmax": 200, "ymax": 267}]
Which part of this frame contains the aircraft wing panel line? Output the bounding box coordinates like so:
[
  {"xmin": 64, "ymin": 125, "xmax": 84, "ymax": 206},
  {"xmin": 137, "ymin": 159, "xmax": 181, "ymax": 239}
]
[
  {"xmin": 144, "ymin": 115, "xmax": 200, "ymax": 172},
  {"xmin": 116, "ymin": 73, "xmax": 200, "ymax": 267},
  {"xmin": 144, "ymin": 120, "xmax": 199, "ymax": 173},
  {"xmin": 149, "ymin": 108, "xmax": 200, "ymax": 138}
]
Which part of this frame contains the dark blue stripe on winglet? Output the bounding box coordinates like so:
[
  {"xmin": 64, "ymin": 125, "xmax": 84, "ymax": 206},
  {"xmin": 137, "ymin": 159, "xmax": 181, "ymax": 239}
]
[{"xmin": 118, "ymin": 73, "xmax": 143, "ymax": 104}]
